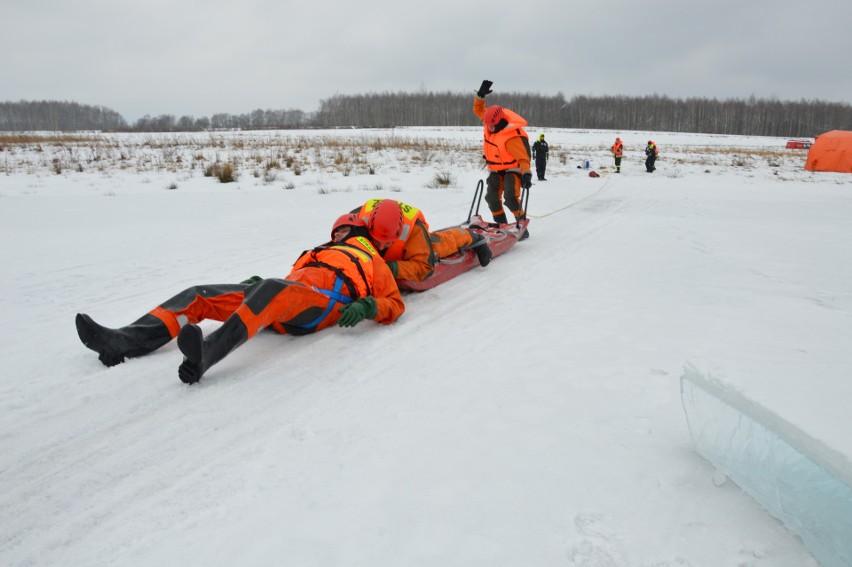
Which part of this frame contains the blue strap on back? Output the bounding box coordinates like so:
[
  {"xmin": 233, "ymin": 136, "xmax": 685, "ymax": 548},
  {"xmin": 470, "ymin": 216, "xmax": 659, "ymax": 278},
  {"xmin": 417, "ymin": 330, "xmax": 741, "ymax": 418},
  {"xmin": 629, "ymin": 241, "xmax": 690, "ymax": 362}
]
[{"xmin": 298, "ymin": 276, "xmax": 354, "ymax": 330}]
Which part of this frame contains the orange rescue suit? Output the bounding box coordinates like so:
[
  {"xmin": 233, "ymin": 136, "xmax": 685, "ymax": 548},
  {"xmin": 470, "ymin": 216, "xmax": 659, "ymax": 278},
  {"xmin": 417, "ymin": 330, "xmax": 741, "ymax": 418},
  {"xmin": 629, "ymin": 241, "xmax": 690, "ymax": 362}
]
[
  {"xmin": 473, "ymin": 97, "xmax": 531, "ymax": 220},
  {"xmin": 473, "ymin": 97, "xmax": 531, "ymax": 173},
  {"xmin": 355, "ymin": 199, "xmax": 475, "ymax": 283},
  {"xmin": 149, "ymin": 234, "xmax": 404, "ymax": 340}
]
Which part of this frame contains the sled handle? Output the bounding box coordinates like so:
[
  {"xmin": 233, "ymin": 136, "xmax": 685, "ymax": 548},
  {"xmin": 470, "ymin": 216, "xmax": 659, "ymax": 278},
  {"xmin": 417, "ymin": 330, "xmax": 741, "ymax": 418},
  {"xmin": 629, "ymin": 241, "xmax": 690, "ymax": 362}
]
[{"xmin": 467, "ymin": 179, "xmax": 484, "ymax": 222}]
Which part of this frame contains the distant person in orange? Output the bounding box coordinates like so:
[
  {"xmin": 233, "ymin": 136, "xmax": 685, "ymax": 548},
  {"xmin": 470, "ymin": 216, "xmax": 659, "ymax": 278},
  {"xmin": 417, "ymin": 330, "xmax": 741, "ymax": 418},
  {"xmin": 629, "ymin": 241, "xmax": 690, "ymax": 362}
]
[
  {"xmin": 472, "ymin": 79, "xmax": 532, "ymax": 235},
  {"xmin": 611, "ymin": 137, "xmax": 624, "ymax": 173},
  {"xmin": 76, "ymin": 215, "xmax": 404, "ymax": 384},
  {"xmin": 645, "ymin": 140, "xmax": 658, "ymax": 172},
  {"xmin": 352, "ymin": 198, "xmax": 491, "ymax": 283}
]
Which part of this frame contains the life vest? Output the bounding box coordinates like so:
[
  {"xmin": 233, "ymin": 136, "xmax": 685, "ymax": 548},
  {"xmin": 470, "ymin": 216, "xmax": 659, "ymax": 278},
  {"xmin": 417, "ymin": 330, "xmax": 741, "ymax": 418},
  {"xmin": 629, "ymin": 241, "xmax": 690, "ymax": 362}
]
[
  {"xmin": 482, "ymin": 108, "xmax": 529, "ymax": 171},
  {"xmin": 357, "ymin": 199, "xmax": 428, "ymax": 261},
  {"xmin": 291, "ymin": 235, "xmax": 381, "ymax": 300},
  {"xmin": 612, "ymin": 141, "xmax": 623, "ymax": 156}
]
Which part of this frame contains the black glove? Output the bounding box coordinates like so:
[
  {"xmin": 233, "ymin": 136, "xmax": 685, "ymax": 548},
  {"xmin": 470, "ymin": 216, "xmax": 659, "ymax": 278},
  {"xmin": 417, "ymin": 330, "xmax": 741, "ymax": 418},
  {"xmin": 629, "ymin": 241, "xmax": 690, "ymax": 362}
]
[
  {"xmin": 521, "ymin": 172, "xmax": 533, "ymax": 189},
  {"xmin": 476, "ymin": 80, "xmax": 493, "ymax": 98},
  {"xmin": 338, "ymin": 296, "xmax": 378, "ymax": 328}
]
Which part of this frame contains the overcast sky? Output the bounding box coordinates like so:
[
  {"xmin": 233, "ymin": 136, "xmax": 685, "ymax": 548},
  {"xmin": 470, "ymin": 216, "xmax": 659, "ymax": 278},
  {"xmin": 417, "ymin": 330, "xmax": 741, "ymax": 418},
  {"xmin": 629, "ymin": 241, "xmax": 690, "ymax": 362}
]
[{"xmin": 4, "ymin": 0, "xmax": 851, "ymax": 123}]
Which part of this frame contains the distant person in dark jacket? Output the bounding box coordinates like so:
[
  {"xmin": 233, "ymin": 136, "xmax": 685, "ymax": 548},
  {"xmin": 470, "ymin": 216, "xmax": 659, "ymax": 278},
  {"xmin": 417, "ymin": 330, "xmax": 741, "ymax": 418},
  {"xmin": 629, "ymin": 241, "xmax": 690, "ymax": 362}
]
[
  {"xmin": 645, "ymin": 140, "xmax": 658, "ymax": 172},
  {"xmin": 532, "ymin": 133, "xmax": 549, "ymax": 180}
]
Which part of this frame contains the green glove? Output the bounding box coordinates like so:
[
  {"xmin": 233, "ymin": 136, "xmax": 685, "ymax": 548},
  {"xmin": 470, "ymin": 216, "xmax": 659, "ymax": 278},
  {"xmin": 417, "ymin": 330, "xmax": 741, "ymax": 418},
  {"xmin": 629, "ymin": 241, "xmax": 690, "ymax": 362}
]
[
  {"xmin": 338, "ymin": 296, "xmax": 378, "ymax": 328},
  {"xmin": 386, "ymin": 260, "xmax": 399, "ymax": 278},
  {"xmin": 240, "ymin": 275, "xmax": 263, "ymax": 285}
]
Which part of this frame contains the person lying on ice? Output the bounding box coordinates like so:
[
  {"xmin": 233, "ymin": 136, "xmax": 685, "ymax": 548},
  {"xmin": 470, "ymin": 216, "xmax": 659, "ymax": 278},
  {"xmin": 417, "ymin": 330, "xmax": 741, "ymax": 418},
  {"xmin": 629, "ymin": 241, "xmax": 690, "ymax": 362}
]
[
  {"xmin": 351, "ymin": 198, "xmax": 492, "ymax": 283},
  {"xmin": 75, "ymin": 214, "xmax": 404, "ymax": 384}
]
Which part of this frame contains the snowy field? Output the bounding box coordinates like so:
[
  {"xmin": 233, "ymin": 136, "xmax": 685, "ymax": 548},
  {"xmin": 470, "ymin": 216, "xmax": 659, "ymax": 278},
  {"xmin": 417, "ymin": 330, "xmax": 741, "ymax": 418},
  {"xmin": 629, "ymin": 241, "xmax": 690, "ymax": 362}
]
[{"xmin": 1, "ymin": 127, "xmax": 850, "ymax": 566}]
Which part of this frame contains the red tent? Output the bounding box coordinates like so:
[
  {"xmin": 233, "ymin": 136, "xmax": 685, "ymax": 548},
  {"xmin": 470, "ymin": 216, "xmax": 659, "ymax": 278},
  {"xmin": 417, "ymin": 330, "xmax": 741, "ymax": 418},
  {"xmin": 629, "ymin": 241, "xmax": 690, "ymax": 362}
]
[{"xmin": 804, "ymin": 130, "xmax": 852, "ymax": 173}]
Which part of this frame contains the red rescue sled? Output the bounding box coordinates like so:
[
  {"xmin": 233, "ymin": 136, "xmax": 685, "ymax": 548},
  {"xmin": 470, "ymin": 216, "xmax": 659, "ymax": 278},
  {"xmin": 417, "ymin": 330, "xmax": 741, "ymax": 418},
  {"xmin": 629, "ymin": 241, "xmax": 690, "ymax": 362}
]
[{"xmin": 397, "ymin": 180, "xmax": 530, "ymax": 292}]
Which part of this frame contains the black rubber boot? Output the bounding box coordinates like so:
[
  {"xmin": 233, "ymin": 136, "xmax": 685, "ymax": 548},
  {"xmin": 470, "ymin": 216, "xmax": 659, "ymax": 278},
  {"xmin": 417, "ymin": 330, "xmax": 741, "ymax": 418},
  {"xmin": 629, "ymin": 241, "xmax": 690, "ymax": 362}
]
[
  {"xmin": 177, "ymin": 317, "xmax": 248, "ymax": 384},
  {"xmin": 493, "ymin": 212, "xmax": 509, "ymax": 224},
  {"xmin": 467, "ymin": 232, "xmax": 492, "ymax": 267},
  {"xmin": 76, "ymin": 313, "xmax": 172, "ymax": 367}
]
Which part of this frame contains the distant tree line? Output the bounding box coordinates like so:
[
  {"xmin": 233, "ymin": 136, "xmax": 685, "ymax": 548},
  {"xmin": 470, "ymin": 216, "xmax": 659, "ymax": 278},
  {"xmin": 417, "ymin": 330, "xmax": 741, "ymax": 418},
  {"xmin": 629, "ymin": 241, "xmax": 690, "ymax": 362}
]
[
  {"xmin": 563, "ymin": 94, "xmax": 852, "ymax": 138},
  {"xmin": 315, "ymin": 92, "xmax": 851, "ymax": 137},
  {"xmin": 132, "ymin": 108, "xmax": 308, "ymax": 131},
  {"xmin": 2, "ymin": 94, "xmax": 850, "ymax": 138},
  {"xmin": 311, "ymin": 91, "xmax": 566, "ymax": 130},
  {"xmin": 0, "ymin": 100, "xmax": 128, "ymax": 131}
]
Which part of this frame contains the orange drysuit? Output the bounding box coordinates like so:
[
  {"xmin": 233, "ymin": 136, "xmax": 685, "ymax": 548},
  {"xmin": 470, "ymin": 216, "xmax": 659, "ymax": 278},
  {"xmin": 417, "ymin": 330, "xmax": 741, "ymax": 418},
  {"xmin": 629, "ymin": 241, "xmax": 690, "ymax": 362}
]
[
  {"xmin": 76, "ymin": 230, "xmax": 404, "ymax": 375},
  {"xmin": 473, "ymin": 97, "xmax": 532, "ymax": 222},
  {"xmin": 355, "ymin": 198, "xmax": 475, "ymax": 282},
  {"xmin": 148, "ymin": 234, "xmax": 403, "ymax": 340},
  {"xmin": 612, "ymin": 138, "xmax": 624, "ymax": 172}
]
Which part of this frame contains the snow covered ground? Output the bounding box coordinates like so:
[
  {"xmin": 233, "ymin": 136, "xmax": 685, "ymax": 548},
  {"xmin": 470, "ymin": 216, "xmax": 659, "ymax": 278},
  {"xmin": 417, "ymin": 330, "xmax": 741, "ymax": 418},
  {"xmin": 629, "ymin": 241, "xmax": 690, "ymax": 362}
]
[{"xmin": 1, "ymin": 127, "xmax": 850, "ymax": 566}]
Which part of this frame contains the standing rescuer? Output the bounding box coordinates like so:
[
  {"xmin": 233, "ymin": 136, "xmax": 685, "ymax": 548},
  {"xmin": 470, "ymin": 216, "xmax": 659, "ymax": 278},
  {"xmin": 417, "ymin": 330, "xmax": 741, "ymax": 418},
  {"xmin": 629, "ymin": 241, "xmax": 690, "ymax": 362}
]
[
  {"xmin": 472, "ymin": 79, "xmax": 532, "ymax": 236},
  {"xmin": 532, "ymin": 133, "xmax": 549, "ymax": 180},
  {"xmin": 611, "ymin": 137, "xmax": 624, "ymax": 173},
  {"xmin": 645, "ymin": 140, "xmax": 658, "ymax": 172}
]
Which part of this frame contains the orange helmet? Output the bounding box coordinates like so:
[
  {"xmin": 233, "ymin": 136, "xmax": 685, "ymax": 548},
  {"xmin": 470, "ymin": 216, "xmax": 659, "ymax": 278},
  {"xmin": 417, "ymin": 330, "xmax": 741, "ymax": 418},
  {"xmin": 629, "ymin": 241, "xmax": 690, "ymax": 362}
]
[
  {"xmin": 483, "ymin": 106, "xmax": 505, "ymax": 127},
  {"xmin": 367, "ymin": 200, "xmax": 404, "ymax": 244},
  {"xmin": 331, "ymin": 213, "xmax": 366, "ymax": 239},
  {"xmin": 648, "ymin": 140, "xmax": 654, "ymax": 145}
]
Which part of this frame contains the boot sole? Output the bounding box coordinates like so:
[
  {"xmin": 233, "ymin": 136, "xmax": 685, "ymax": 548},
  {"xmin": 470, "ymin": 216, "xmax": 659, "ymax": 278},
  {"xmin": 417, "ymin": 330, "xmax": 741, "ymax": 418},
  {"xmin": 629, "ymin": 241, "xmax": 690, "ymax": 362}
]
[
  {"xmin": 177, "ymin": 324, "xmax": 204, "ymax": 363},
  {"xmin": 75, "ymin": 313, "xmax": 126, "ymax": 367},
  {"xmin": 177, "ymin": 325, "xmax": 205, "ymax": 384}
]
